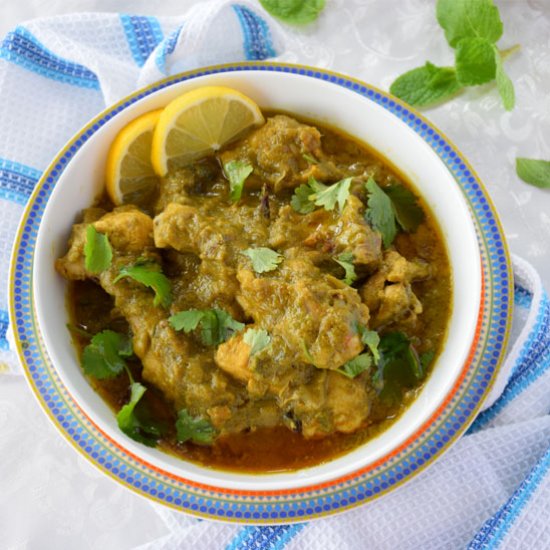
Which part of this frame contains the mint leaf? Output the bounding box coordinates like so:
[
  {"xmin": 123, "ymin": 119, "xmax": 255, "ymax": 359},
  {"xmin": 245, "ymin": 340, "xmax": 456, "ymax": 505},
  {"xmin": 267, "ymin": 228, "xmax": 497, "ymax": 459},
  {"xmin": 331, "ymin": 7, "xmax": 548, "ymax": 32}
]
[
  {"xmin": 291, "ymin": 181, "xmax": 317, "ymax": 213},
  {"xmin": 84, "ymin": 225, "xmax": 112, "ymax": 274},
  {"xmin": 223, "ymin": 160, "xmax": 253, "ymax": 202},
  {"xmin": 311, "ymin": 177, "xmax": 352, "ymax": 212},
  {"xmin": 242, "ymin": 247, "xmax": 283, "ymax": 273},
  {"xmin": 176, "ymin": 409, "xmax": 216, "ymax": 445},
  {"xmin": 169, "ymin": 308, "xmax": 245, "ymax": 346},
  {"xmin": 114, "ymin": 260, "xmax": 172, "ymax": 309},
  {"xmin": 81, "ymin": 330, "xmax": 132, "ymax": 379},
  {"xmin": 455, "ymin": 37, "xmax": 497, "ymax": 85},
  {"xmin": 365, "ymin": 178, "xmax": 397, "ymax": 247},
  {"xmin": 516, "ymin": 158, "xmax": 550, "ymax": 189},
  {"xmin": 436, "ymin": 0, "xmax": 503, "ymax": 48},
  {"xmin": 338, "ymin": 353, "xmax": 372, "ymax": 378},
  {"xmin": 243, "ymin": 328, "xmax": 271, "ymax": 355},
  {"xmin": 385, "ymin": 182, "xmax": 425, "ymax": 232},
  {"xmin": 117, "ymin": 382, "xmax": 164, "ymax": 447},
  {"xmin": 495, "ymin": 52, "xmax": 515, "ymax": 111},
  {"xmin": 390, "ymin": 62, "xmax": 462, "ymax": 107},
  {"xmin": 259, "ymin": 0, "xmax": 325, "ymax": 25},
  {"xmin": 335, "ymin": 252, "xmax": 357, "ymax": 285}
]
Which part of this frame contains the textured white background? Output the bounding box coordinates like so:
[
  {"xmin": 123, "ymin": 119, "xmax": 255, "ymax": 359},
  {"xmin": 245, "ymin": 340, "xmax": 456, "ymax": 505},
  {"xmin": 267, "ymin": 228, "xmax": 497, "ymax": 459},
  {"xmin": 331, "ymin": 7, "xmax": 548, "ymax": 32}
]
[{"xmin": 0, "ymin": 1, "xmax": 549, "ymax": 549}]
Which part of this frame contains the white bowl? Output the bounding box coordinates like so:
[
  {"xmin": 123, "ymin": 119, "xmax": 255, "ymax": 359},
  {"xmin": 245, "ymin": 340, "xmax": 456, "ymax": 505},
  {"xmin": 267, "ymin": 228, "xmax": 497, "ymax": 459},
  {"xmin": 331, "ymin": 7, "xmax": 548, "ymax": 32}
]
[{"xmin": 32, "ymin": 66, "xmax": 481, "ymax": 493}]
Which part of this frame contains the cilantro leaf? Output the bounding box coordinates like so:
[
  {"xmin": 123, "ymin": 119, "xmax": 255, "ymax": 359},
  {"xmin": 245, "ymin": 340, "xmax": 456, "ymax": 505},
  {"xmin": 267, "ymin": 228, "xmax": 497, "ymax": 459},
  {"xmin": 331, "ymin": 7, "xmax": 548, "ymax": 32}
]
[
  {"xmin": 242, "ymin": 247, "xmax": 283, "ymax": 273},
  {"xmin": 114, "ymin": 260, "xmax": 172, "ymax": 309},
  {"xmin": 168, "ymin": 309, "xmax": 205, "ymax": 332},
  {"xmin": 176, "ymin": 409, "xmax": 217, "ymax": 445},
  {"xmin": 365, "ymin": 178, "xmax": 397, "ymax": 247},
  {"xmin": 81, "ymin": 330, "xmax": 132, "ymax": 379},
  {"xmin": 436, "ymin": 0, "xmax": 503, "ymax": 48},
  {"xmin": 338, "ymin": 353, "xmax": 372, "ymax": 379},
  {"xmin": 390, "ymin": 62, "xmax": 462, "ymax": 108},
  {"xmin": 495, "ymin": 53, "xmax": 515, "ymax": 111},
  {"xmin": 373, "ymin": 332, "xmax": 423, "ymax": 403},
  {"xmin": 516, "ymin": 158, "xmax": 550, "ymax": 189},
  {"xmin": 291, "ymin": 181, "xmax": 316, "ymax": 213},
  {"xmin": 223, "ymin": 160, "xmax": 253, "ymax": 202},
  {"xmin": 259, "ymin": 0, "xmax": 325, "ymax": 25},
  {"xmin": 84, "ymin": 225, "xmax": 112, "ymax": 274},
  {"xmin": 117, "ymin": 382, "xmax": 164, "ymax": 447},
  {"xmin": 385, "ymin": 182, "xmax": 425, "ymax": 232},
  {"xmin": 335, "ymin": 252, "xmax": 357, "ymax": 285},
  {"xmin": 169, "ymin": 308, "xmax": 245, "ymax": 346},
  {"xmin": 357, "ymin": 325, "xmax": 381, "ymax": 363},
  {"xmin": 420, "ymin": 350, "xmax": 436, "ymax": 372},
  {"xmin": 455, "ymin": 37, "xmax": 497, "ymax": 86},
  {"xmin": 243, "ymin": 328, "xmax": 271, "ymax": 355},
  {"xmin": 311, "ymin": 177, "xmax": 352, "ymax": 212}
]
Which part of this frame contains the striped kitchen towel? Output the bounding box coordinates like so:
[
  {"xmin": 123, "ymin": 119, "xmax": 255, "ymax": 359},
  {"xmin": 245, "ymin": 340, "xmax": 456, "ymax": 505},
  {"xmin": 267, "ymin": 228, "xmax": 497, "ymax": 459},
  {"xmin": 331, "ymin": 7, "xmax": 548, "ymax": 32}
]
[{"xmin": 0, "ymin": 1, "xmax": 548, "ymax": 548}]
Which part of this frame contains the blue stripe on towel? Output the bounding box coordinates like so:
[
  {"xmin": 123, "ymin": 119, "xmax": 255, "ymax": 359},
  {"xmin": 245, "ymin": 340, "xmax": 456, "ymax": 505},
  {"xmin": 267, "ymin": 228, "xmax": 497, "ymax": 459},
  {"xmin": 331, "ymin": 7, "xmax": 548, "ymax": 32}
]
[
  {"xmin": 0, "ymin": 27, "xmax": 99, "ymax": 89},
  {"xmin": 155, "ymin": 26, "xmax": 183, "ymax": 75},
  {"xmin": 232, "ymin": 5, "xmax": 277, "ymax": 60},
  {"xmin": 226, "ymin": 525, "xmax": 305, "ymax": 550},
  {"xmin": 469, "ymin": 291, "xmax": 550, "ymax": 432},
  {"xmin": 514, "ymin": 285, "xmax": 533, "ymax": 309},
  {"xmin": 0, "ymin": 310, "xmax": 9, "ymax": 350},
  {"xmin": 120, "ymin": 15, "xmax": 163, "ymax": 67},
  {"xmin": 467, "ymin": 445, "xmax": 550, "ymax": 549},
  {"xmin": 0, "ymin": 158, "xmax": 41, "ymax": 205}
]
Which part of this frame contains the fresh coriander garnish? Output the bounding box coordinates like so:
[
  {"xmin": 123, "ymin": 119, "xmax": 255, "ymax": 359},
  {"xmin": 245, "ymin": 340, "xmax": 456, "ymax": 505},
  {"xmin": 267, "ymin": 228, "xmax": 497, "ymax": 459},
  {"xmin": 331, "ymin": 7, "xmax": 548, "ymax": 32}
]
[
  {"xmin": 117, "ymin": 382, "xmax": 165, "ymax": 447},
  {"xmin": 242, "ymin": 247, "xmax": 283, "ymax": 273},
  {"xmin": 223, "ymin": 160, "xmax": 253, "ymax": 202},
  {"xmin": 338, "ymin": 353, "xmax": 372, "ymax": 379},
  {"xmin": 114, "ymin": 260, "xmax": 172, "ymax": 309},
  {"xmin": 169, "ymin": 308, "xmax": 245, "ymax": 346},
  {"xmin": 291, "ymin": 176, "xmax": 352, "ymax": 214},
  {"xmin": 259, "ymin": 0, "xmax": 325, "ymax": 25},
  {"xmin": 175, "ymin": 409, "xmax": 216, "ymax": 445},
  {"xmin": 373, "ymin": 332, "xmax": 423, "ymax": 403},
  {"xmin": 365, "ymin": 178, "xmax": 397, "ymax": 247},
  {"xmin": 516, "ymin": 158, "xmax": 550, "ymax": 189},
  {"xmin": 335, "ymin": 252, "xmax": 357, "ymax": 285},
  {"xmin": 84, "ymin": 225, "xmax": 112, "ymax": 274},
  {"xmin": 291, "ymin": 180, "xmax": 317, "ymax": 213},
  {"xmin": 384, "ymin": 182, "xmax": 425, "ymax": 232},
  {"xmin": 357, "ymin": 324, "xmax": 381, "ymax": 363},
  {"xmin": 81, "ymin": 329, "xmax": 133, "ymax": 379},
  {"xmin": 390, "ymin": 0, "xmax": 518, "ymax": 111},
  {"xmin": 243, "ymin": 328, "xmax": 271, "ymax": 355}
]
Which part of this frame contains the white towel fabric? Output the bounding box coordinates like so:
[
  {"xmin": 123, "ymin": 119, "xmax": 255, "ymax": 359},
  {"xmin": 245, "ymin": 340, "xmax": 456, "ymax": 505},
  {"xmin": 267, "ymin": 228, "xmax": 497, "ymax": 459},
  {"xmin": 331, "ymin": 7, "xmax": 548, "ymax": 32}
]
[{"xmin": 0, "ymin": 2, "xmax": 549, "ymax": 549}]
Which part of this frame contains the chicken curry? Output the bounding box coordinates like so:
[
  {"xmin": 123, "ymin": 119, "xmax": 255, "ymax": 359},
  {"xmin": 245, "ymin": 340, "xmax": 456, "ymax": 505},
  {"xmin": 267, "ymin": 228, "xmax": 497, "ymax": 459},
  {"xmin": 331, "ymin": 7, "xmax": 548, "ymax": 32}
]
[{"xmin": 56, "ymin": 113, "xmax": 451, "ymax": 472}]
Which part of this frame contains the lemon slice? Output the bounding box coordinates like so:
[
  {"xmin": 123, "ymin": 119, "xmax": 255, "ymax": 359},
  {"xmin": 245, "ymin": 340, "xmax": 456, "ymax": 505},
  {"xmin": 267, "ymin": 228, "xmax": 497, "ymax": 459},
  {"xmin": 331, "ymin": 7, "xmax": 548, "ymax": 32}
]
[
  {"xmin": 105, "ymin": 109, "xmax": 162, "ymax": 205},
  {"xmin": 151, "ymin": 86, "xmax": 264, "ymax": 176}
]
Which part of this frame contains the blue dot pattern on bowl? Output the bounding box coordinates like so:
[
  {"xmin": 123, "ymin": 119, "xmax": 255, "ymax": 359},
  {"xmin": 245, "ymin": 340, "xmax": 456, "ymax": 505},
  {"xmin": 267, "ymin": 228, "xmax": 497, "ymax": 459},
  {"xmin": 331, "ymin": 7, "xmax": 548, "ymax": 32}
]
[{"xmin": 12, "ymin": 63, "xmax": 511, "ymax": 523}]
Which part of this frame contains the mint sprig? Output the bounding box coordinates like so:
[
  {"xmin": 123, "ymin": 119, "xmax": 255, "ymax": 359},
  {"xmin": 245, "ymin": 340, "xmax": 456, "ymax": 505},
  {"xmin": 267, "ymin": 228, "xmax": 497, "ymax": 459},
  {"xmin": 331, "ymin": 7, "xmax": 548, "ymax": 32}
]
[{"xmin": 390, "ymin": 0, "xmax": 518, "ymax": 111}]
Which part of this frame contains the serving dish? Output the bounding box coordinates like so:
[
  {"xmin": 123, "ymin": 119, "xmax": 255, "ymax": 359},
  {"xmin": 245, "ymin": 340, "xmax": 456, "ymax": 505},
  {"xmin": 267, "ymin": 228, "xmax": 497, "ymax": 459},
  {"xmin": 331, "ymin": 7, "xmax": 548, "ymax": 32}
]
[{"xmin": 9, "ymin": 62, "xmax": 512, "ymax": 523}]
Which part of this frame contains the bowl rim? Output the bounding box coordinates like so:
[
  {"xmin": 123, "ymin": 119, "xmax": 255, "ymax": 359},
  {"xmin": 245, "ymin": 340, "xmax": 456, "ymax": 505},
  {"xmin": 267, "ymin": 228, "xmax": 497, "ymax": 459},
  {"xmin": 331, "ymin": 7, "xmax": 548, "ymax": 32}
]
[{"xmin": 9, "ymin": 61, "xmax": 513, "ymax": 522}]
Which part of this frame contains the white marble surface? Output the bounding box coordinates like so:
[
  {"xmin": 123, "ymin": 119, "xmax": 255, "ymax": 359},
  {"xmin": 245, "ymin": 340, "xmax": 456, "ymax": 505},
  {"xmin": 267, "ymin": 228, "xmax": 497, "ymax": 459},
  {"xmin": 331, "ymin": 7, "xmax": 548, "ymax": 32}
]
[{"xmin": 0, "ymin": 1, "xmax": 549, "ymax": 549}]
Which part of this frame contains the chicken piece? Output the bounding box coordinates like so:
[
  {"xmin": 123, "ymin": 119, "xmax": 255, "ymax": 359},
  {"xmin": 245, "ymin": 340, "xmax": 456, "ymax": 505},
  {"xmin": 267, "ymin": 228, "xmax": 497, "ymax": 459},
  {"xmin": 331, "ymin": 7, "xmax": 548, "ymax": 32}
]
[
  {"xmin": 56, "ymin": 206, "xmax": 154, "ymax": 280},
  {"xmin": 215, "ymin": 332, "xmax": 252, "ymax": 383},
  {"xmin": 360, "ymin": 249, "xmax": 430, "ymax": 328},
  {"xmin": 220, "ymin": 115, "xmax": 324, "ymax": 193},
  {"xmin": 154, "ymin": 202, "xmax": 227, "ymax": 261},
  {"xmin": 236, "ymin": 260, "xmax": 369, "ymax": 370}
]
